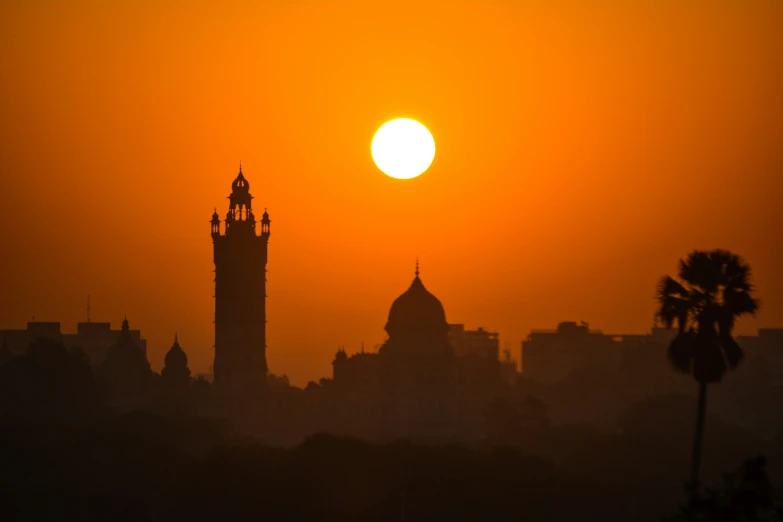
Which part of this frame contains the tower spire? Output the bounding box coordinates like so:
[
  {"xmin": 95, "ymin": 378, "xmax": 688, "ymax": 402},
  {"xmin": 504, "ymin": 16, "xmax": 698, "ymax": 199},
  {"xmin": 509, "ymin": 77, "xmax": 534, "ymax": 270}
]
[
  {"xmin": 212, "ymin": 166, "xmax": 271, "ymax": 393},
  {"xmin": 415, "ymin": 257, "xmax": 419, "ymax": 277}
]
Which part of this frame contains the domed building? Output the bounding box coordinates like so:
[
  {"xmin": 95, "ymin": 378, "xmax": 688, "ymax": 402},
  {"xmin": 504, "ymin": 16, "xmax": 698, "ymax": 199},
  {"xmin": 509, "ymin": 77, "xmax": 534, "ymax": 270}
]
[
  {"xmin": 375, "ymin": 263, "xmax": 458, "ymax": 438},
  {"xmin": 161, "ymin": 333, "xmax": 191, "ymax": 393},
  {"xmin": 327, "ymin": 263, "xmax": 507, "ymax": 441},
  {"xmin": 379, "ymin": 262, "xmax": 455, "ymax": 361},
  {"xmin": 385, "ymin": 270, "xmax": 447, "ymax": 336}
]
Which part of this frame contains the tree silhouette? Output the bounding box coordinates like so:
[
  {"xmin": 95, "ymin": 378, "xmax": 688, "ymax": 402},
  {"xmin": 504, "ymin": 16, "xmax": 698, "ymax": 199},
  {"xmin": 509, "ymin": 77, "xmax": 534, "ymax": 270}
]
[
  {"xmin": 484, "ymin": 395, "xmax": 550, "ymax": 446},
  {"xmin": 656, "ymin": 249, "xmax": 758, "ymax": 504},
  {"xmin": 0, "ymin": 338, "xmax": 98, "ymax": 419},
  {"xmin": 666, "ymin": 455, "xmax": 782, "ymax": 521}
]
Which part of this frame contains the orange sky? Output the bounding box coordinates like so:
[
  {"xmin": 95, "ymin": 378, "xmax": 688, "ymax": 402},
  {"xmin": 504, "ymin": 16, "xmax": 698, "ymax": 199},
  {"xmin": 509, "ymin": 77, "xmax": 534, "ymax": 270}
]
[{"xmin": 1, "ymin": 1, "xmax": 782, "ymax": 386}]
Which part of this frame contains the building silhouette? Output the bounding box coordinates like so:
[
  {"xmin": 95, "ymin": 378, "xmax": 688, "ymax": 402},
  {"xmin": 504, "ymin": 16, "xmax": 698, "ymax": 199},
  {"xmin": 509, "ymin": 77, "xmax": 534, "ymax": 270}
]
[
  {"xmin": 499, "ymin": 347, "xmax": 519, "ymax": 386},
  {"xmin": 377, "ymin": 262, "xmax": 458, "ymax": 437},
  {"xmin": 715, "ymin": 328, "xmax": 783, "ymax": 438},
  {"xmin": 448, "ymin": 324, "xmax": 499, "ymax": 359},
  {"xmin": 161, "ymin": 333, "xmax": 191, "ymax": 394},
  {"xmin": 98, "ymin": 316, "xmax": 154, "ymax": 409},
  {"xmin": 522, "ymin": 321, "xmax": 623, "ymax": 383},
  {"xmin": 211, "ymin": 165, "xmax": 271, "ymax": 396},
  {"xmin": 327, "ymin": 263, "xmax": 510, "ymax": 439},
  {"xmin": 0, "ymin": 319, "xmax": 146, "ymax": 366},
  {"xmin": 736, "ymin": 329, "xmax": 783, "ymax": 386},
  {"xmin": 332, "ymin": 345, "xmax": 381, "ymax": 396},
  {"xmin": 0, "ymin": 338, "xmax": 11, "ymax": 365}
]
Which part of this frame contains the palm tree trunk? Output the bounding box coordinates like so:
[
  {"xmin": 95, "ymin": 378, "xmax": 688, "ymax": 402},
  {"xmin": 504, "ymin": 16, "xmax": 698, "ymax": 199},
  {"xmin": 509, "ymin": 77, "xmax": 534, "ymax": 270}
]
[{"xmin": 689, "ymin": 380, "xmax": 708, "ymax": 506}]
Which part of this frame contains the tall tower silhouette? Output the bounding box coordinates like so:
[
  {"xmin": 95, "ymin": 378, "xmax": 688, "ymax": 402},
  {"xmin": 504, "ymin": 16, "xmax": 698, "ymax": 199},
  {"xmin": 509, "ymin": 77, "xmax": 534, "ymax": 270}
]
[{"xmin": 211, "ymin": 164, "xmax": 271, "ymax": 395}]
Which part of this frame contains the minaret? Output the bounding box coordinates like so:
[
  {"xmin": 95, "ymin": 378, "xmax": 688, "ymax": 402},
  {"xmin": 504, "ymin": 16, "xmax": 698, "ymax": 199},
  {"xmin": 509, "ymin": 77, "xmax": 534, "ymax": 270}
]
[{"xmin": 211, "ymin": 164, "xmax": 271, "ymax": 395}]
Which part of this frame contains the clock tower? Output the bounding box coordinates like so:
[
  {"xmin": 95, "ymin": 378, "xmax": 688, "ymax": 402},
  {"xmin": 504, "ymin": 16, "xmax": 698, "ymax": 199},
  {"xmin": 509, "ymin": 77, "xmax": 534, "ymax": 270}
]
[{"xmin": 211, "ymin": 165, "xmax": 271, "ymax": 395}]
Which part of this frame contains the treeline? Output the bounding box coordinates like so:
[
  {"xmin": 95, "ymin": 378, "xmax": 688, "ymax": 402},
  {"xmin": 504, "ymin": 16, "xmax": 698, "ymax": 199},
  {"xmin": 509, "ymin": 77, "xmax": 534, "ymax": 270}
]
[
  {"xmin": 1, "ymin": 338, "xmax": 782, "ymax": 522},
  {"xmin": 2, "ymin": 414, "xmax": 782, "ymax": 522}
]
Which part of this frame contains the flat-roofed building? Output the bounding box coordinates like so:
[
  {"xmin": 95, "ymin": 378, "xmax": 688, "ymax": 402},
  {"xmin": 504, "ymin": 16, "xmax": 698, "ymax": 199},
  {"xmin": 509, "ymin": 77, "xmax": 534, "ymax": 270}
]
[
  {"xmin": 0, "ymin": 320, "xmax": 146, "ymax": 367},
  {"xmin": 737, "ymin": 328, "xmax": 783, "ymax": 385},
  {"xmin": 448, "ymin": 324, "xmax": 499, "ymax": 360},
  {"xmin": 522, "ymin": 321, "xmax": 622, "ymax": 384}
]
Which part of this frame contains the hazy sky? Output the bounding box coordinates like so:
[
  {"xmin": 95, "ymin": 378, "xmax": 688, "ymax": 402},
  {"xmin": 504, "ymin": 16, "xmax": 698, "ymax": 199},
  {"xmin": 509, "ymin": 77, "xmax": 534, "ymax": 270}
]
[{"xmin": 1, "ymin": 1, "xmax": 782, "ymax": 385}]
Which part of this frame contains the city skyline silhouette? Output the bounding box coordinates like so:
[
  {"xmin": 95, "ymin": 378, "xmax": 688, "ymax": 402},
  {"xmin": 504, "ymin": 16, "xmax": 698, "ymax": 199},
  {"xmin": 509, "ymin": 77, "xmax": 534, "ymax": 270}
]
[
  {"xmin": 1, "ymin": 164, "xmax": 780, "ymax": 386},
  {"xmin": 1, "ymin": 2, "xmax": 783, "ymax": 519},
  {"xmin": 2, "ymin": 1, "xmax": 782, "ymax": 386},
  {"xmin": 1, "ymin": 160, "xmax": 781, "ymax": 385}
]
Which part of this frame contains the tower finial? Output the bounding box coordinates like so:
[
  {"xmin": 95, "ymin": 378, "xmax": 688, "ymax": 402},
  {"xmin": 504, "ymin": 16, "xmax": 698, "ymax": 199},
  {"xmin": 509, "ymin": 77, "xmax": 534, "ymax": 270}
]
[
  {"xmin": 239, "ymin": 161, "xmax": 242, "ymax": 175},
  {"xmin": 415, "ymin": 257, "xmax": 419, "ymax": 277},
  {"xmin": 174, "ymin": 332, "xmax": 178, "ymax": 344}
]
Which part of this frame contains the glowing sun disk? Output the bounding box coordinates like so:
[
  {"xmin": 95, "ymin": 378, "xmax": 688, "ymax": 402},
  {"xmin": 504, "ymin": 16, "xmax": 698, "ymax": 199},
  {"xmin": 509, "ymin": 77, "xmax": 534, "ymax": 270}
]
[{"xmin": 371, "ymin": 118, "xmax": 435, "ymax": 179}]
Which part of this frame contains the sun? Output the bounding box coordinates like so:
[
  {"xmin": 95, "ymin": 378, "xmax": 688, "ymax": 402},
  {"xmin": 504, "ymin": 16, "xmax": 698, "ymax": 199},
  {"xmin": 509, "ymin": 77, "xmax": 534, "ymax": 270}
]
[{"xmin": 371, "ymin": 118, "xmax": 435, "ymax": 179}]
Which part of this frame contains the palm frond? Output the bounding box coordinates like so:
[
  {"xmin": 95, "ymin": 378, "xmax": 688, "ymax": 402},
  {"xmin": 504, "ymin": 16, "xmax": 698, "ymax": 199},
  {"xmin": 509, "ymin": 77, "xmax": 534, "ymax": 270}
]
[
  {"xmin": 724, "ymin": 265, "xmax": 751, "ymax": 292},
  {"xmin": 667, "ymin": 332, "xmax": 695, "ymax": 374},
  {"xmin": 720, "ymin": 335, "xmax": 744, "ymax": 370},
  {"xmin": 656, "ymin": 275, "xmax": 692, "ymax": 329},
  {"xmin": 710, "ymin": 248, "xmax": 734, "ymax": 269},
  {"xmin": 656, "ymin": 275, "xmax": 689, "ymax": 298},
  {"xmin": 662, "ymin": 249, "xmax": 757, "ymax": 383},
  {"xmin": 710, "ymin": 249, "xmax": 738, "ymax": 290},
  {"xmin": 723, "ymin": 287, "xmax": 759, "ymax": 317},
  {"xmin": 680, "ymin": 251, "xmax": 720, "ymax": 294}
]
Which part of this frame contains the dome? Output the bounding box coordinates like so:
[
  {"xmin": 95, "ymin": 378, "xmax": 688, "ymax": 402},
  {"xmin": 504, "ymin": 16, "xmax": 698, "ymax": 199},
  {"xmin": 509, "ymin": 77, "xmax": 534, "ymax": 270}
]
[
  {"xmin": 164, "ymin": 334, "xmax": 188, "ymax": 370},
  {"xmin": 385, "ymin": 275, "xmax": 448, "ymax": 338},
  {"xmin": 231, "ymin": 168, "xmax": 250, "ymax": 192}
]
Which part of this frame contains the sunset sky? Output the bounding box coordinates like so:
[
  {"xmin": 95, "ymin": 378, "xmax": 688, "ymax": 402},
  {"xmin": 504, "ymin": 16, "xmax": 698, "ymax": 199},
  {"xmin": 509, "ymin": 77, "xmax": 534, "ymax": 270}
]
[{"xmin": 1, "ymin": 1, "xmax": 782, "ymax": 386}]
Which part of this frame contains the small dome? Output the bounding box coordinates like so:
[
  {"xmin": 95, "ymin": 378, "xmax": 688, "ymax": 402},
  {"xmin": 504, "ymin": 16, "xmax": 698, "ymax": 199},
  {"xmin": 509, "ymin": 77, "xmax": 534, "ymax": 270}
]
[
  {"xmin": 385, "ymin": 275, "xmax": 448, "ymax": 338},
  {"xmin": 232, "ymin": 169, "xmax": 250, "ymax": 192},
  {"xmin": 164, "ymin": 334, "xmax": 188, "ymax": 370},
  {"xmin": 211, "ymin": 208, "xmax": 220, "ymax": 220}
]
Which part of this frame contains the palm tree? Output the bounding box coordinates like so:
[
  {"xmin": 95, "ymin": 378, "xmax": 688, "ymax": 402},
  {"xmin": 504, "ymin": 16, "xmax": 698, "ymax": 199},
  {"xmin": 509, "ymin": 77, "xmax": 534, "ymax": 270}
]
[{"xmin": 656, "ymin": 249, "xmax": 758, "ymax": 504}]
